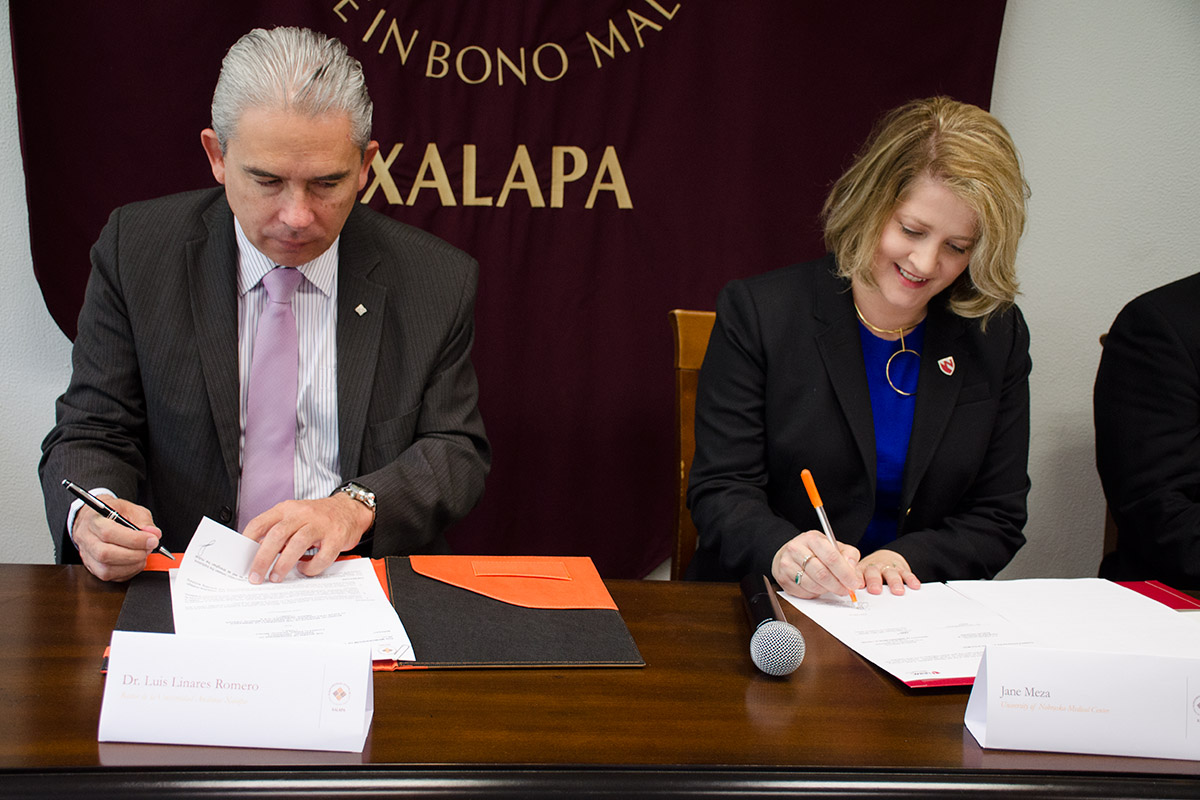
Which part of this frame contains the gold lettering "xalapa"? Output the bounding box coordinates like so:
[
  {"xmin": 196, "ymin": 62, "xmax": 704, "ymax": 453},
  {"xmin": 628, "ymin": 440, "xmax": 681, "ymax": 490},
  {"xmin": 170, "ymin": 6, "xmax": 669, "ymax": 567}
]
[{"xmin": 362, "ymin": 144, "xmax": 633, "ymax": 209}]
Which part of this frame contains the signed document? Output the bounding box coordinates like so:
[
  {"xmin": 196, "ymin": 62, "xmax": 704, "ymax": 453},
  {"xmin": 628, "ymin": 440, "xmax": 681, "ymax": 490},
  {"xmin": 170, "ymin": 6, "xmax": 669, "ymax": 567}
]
[
  {"xmin": 782, "ymin": 579, "xmax": 1200, "ymax": 688},
  {"xmin": 170, "ymin": 517, "xmax": 414, "ymax": 661},
  {"xmin": 782, "ymin": 582, "xmax": 1031, "ymax": 687}
]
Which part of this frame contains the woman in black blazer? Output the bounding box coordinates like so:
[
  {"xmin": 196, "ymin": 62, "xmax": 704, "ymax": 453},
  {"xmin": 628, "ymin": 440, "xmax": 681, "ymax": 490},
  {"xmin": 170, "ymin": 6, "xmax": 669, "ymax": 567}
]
[{"xmin": 687, "ymin": 97, "xmax": 1031, "ymax": 599}]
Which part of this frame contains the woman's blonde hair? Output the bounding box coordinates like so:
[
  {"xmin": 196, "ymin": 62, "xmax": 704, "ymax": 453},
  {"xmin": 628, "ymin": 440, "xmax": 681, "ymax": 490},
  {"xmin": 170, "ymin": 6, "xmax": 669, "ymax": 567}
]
[{"xmin": 822, "ymin": 97, "xmax": 1029, "ymax": 321}]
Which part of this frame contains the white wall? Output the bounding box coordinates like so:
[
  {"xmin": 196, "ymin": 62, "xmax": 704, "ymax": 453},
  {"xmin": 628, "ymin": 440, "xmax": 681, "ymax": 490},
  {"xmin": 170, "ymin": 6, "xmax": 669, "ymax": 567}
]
[
  {"xmin": 0, "ymin": 0, "xmax": 73, "ymax": 564},
  {"xmin": 991, "ymin": 0, "xmax": 1200, "ymax": 577},
  {"xmin": 2, "ymin": 1, "xmax": 1199, "ymax": 575}
]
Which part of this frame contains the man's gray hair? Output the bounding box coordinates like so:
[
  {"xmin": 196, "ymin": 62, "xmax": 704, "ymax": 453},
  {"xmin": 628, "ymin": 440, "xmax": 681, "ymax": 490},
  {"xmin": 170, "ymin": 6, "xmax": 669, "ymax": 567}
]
[{"xmin": 211, "ymin": 27, "xmax": 373, "ymax": 153}]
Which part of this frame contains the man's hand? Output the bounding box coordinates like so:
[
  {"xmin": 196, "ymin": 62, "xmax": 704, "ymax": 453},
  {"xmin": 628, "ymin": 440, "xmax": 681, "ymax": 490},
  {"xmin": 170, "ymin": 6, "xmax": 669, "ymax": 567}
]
[
  {"xmin": 71, "ymin": 498, "xmax": 162, "ymax": 582},
  {"xmin": 241, "ymin": 494, "xmax": 374, "ymax": 584}
]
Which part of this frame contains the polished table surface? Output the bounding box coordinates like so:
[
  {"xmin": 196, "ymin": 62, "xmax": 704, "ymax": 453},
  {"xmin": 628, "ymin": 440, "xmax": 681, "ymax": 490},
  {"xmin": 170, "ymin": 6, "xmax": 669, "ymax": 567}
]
[{"xmin": 2, "ymin": 563, "xmax": 1200, "ymax": 798}]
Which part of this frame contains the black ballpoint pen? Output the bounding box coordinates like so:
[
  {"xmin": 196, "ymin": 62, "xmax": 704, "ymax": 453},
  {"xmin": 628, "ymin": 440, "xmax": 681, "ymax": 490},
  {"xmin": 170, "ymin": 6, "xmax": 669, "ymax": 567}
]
[{"xmin": 60, "ymin": 479, "xmax": 175, "ymax": 560}]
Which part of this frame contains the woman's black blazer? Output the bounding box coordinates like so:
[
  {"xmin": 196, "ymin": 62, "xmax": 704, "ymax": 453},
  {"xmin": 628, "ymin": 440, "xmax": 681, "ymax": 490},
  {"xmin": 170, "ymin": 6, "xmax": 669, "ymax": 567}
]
[{"xmin": 687, "ymin": 256, "xmax": 1030, "ymax": 582}]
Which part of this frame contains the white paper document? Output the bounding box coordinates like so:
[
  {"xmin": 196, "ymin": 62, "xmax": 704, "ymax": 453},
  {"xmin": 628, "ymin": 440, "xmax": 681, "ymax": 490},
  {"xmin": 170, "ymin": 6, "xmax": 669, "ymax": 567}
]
[
  {"xmin": 170, "ymin": 517, "xmax": 413, "ymax": 661},
  {"xmin": 781, "ymin": 578, "xmax": 1200, "ymax": 688},
  {"xmin": 948, "ymin": 578, "xmax": 1200, "ymax": 655},
  {"xmin": 781, "ymin": 582, "xmax": 1033, "ymax": 687},
  {"xmin": 100, "ymin": 630, "xmax": 373, "ymax": 752}
]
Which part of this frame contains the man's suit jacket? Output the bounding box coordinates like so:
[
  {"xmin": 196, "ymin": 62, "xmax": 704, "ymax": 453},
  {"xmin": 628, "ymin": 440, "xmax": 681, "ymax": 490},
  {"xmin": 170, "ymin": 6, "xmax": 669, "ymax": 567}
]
[
  {"xmin": 686, "ymin": 256, "xmax": 1030, "ymax": 582},
  {"xmin": 1096, "ymin": 271, "xmax": 1200, "ymax": 587},
  {"xmin": 40, "ymin": 188, "xmax": 490, "ymax": 562}
]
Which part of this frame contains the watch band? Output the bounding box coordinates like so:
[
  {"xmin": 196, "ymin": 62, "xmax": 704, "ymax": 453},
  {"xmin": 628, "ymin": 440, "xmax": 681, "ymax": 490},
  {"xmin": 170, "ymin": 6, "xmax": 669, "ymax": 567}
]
[{"xmin": 334, "ymin": 481, "xmax": 376, "ymax": 512}]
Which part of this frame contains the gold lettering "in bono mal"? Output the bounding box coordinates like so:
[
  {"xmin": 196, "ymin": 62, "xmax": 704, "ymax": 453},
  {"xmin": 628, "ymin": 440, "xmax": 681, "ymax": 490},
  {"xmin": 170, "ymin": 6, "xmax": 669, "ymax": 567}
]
[
  {"xmin": 361, "ymin": 144, "xmax": 633, "ymax": 210},
  {"xmin": 333, "ymin": 0, "xmax": 682, "ymax": 85}
]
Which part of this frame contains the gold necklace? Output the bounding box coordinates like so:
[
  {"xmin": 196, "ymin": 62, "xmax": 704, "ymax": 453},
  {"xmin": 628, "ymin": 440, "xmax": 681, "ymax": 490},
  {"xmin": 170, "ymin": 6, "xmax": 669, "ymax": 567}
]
[{"xmin": 854, "ymin": 303, "xmax": 922, "ymax": 397}]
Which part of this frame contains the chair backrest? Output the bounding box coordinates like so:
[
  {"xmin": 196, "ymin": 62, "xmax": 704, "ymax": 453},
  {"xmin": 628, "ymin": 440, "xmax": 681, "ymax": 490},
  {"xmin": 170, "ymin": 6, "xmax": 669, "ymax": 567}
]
[{"xmin": 670, "ymin": 309, "xmax": 716, "ymax": 580}]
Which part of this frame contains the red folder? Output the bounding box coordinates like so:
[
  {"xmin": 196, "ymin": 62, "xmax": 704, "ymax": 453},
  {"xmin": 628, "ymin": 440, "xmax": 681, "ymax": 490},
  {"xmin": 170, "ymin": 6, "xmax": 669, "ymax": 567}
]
[{"xmin": 1116, "ymin": 579, "xmax": 1200, "ymax": 610}]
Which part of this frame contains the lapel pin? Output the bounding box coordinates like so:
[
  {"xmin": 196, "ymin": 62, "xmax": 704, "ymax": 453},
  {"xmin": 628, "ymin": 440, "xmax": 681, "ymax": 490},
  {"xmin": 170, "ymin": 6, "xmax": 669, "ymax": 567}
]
[
  {"xmin": 938, "ymin": 356, "xmax": 955, "ymax": 376},
  {"xmin": 355, "ymin": 304, "xmax": 368, "ymax": 316}
]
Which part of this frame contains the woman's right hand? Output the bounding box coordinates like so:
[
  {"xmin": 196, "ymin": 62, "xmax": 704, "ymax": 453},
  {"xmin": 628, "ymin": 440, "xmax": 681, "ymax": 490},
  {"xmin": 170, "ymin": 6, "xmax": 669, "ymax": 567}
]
[{"xmin": 772, "ymin": 530, "xmax": 861, "ymax": 599}]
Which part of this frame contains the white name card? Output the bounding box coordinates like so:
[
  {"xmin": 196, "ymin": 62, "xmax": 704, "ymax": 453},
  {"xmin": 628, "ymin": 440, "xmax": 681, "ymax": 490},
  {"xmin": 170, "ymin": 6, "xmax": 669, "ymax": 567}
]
[
  {"xmin": 99, "ymin": 631, "xmax": 373, "ymax": 753},
  {"xmin": 965, "ymin": 644, "xmax": 1200, "ymax": 761}
]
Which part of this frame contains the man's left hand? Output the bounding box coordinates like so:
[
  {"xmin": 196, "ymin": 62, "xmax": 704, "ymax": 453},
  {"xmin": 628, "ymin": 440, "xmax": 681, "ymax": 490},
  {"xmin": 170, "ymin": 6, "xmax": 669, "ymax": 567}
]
[{"xmin": 242, "ymin": 494, "xmax": 374, "ymax": 584}]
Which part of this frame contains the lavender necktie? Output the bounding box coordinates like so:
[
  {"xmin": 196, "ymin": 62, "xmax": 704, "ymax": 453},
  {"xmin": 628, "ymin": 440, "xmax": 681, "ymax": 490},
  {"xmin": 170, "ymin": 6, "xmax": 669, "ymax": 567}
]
[{"xmin": 238, "ymin": 267, "xmax": 303, "ymax": 531}]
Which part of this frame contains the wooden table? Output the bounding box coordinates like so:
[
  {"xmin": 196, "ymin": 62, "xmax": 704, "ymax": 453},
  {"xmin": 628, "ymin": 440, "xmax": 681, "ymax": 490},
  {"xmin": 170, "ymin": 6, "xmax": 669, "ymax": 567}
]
[{"xmin": 2, "ymin": 563, "xmax": 1199, "ymax": 798}]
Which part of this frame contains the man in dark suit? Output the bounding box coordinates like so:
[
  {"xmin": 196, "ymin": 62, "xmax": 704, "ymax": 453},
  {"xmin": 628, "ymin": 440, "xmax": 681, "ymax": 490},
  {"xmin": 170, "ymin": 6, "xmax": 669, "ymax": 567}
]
[
  {"xmin": 1095, "ymin": 272, "xmax": 1200, "ymax": 588},
  {"xmin": 39, "ymin": 27, "xmax": 489, "ymax": 583}
]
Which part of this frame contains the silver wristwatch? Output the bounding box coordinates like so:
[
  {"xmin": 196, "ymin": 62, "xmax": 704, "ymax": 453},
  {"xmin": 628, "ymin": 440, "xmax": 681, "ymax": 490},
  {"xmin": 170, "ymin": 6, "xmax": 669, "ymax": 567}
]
[{"xmin": 334, "ymin": 481, "xmax": 376, "ymax": 512}]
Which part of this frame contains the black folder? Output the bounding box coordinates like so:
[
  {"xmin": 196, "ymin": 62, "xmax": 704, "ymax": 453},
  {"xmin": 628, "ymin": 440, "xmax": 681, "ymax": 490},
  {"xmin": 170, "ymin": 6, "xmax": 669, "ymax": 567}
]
[{"xmin": 114, "ymin": 555, "xmax": 644, "ymax": 669}]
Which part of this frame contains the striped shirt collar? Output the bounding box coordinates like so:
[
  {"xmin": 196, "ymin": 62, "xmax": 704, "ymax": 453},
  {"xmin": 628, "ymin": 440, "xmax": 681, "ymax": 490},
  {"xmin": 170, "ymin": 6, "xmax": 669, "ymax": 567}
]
[{"xmin": 234, "ymin": 217, "xmax": 339, "ymax": 297}]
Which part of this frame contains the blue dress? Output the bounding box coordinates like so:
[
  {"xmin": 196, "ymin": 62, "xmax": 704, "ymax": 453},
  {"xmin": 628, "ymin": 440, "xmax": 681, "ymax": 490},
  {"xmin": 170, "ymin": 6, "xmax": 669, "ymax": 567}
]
[{"xmin": 857, "ymin": 320, "xmax": 925, "ymax": 554}]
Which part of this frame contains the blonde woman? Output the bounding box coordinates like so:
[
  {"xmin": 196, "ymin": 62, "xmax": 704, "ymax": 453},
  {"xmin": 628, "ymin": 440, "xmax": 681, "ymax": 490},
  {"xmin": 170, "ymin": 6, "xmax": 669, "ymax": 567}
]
[{"xmin": 687, "ymin": 97, "xmax": 1031, "ymax": 598}]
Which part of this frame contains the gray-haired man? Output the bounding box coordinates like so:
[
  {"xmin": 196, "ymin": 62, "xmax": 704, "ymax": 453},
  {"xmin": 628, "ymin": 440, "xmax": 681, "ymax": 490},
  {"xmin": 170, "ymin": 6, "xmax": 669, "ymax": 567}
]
[{"xmin": 40, "ymin": 27, "xmax": 489, "ymax": 583}]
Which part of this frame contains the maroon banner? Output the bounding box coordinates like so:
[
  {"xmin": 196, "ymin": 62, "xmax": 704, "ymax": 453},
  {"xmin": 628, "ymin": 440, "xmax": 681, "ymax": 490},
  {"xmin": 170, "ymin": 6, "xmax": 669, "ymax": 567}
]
[{"xmin": 12, "ymin": 1, "xmax": 1007, "ymax": 576}]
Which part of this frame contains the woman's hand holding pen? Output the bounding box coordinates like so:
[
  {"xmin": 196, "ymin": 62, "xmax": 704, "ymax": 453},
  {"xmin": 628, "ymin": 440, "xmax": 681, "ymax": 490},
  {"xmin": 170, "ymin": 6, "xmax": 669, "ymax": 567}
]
[
  {"xmin": 773, "ymin": 530, "xmax": 861, "ymax": 599},
  {"xmin": 783, "ymin": 470, "xmax": 920, "ymax": 599},
  {"xmin": 72, "ymin": 497, "xmax": 162, "ymax": 583},
  {"xmin": 858, "ymin": 549, "xmax": 920, "ymax": 596}
]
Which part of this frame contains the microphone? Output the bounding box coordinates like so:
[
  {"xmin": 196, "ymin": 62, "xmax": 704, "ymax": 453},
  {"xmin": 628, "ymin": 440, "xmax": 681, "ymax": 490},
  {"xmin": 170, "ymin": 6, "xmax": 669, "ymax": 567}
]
[{"xmin": 741, "ymin": 573, "xmax": 806, "ymax": 676}]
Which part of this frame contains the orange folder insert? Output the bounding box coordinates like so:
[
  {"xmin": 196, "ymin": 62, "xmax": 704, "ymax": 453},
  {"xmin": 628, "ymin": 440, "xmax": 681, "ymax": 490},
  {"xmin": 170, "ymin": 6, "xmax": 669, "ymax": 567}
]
[{"xmin": 408, "ymin": 555, "xmax": 617, "ymax": 610}]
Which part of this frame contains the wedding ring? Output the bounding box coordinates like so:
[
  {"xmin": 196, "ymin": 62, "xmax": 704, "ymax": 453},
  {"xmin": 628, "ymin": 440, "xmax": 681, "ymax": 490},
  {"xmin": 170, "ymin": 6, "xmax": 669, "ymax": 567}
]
[{"xmin": 800, "ymin": 554, "xmax": 814, "ymax": 572}]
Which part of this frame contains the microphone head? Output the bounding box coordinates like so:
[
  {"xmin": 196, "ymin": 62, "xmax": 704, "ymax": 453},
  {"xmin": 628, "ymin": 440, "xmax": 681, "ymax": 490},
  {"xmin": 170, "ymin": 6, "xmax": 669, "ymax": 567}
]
[{"xmin": 749, "ymin": 619, "xmax": 806, "ymax": 676}]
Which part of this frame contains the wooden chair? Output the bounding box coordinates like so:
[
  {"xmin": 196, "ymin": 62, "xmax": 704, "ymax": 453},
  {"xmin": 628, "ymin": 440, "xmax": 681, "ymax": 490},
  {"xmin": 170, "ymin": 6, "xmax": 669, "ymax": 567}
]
[{"xmin": 670, "ymin": 309, "xmax": 716, "ymax": 580}]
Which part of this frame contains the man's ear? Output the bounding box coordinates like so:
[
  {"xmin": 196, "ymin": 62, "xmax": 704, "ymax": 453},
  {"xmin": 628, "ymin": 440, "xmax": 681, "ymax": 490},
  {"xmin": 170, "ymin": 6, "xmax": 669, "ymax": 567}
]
[
  {"xmin": 200, "ymin": 129, "xmax": 227, "ymax": 185},
  {"xmin": 357, "ymin": 140, "xmax": 380, "ymax": 191}
]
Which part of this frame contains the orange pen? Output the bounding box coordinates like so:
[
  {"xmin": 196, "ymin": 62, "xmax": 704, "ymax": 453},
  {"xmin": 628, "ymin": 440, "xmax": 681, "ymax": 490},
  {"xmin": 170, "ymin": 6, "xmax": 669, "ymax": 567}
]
[{"xmin": 800, "ymin": 469, "xmax": 857, "ymax": 603}]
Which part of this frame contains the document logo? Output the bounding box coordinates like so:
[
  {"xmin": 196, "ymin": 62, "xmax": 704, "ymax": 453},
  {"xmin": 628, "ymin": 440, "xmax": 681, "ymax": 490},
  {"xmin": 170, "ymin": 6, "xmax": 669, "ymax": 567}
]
[{"xmin": 329, "ymin": 683, "xmax": 351, "ymax": 705}]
